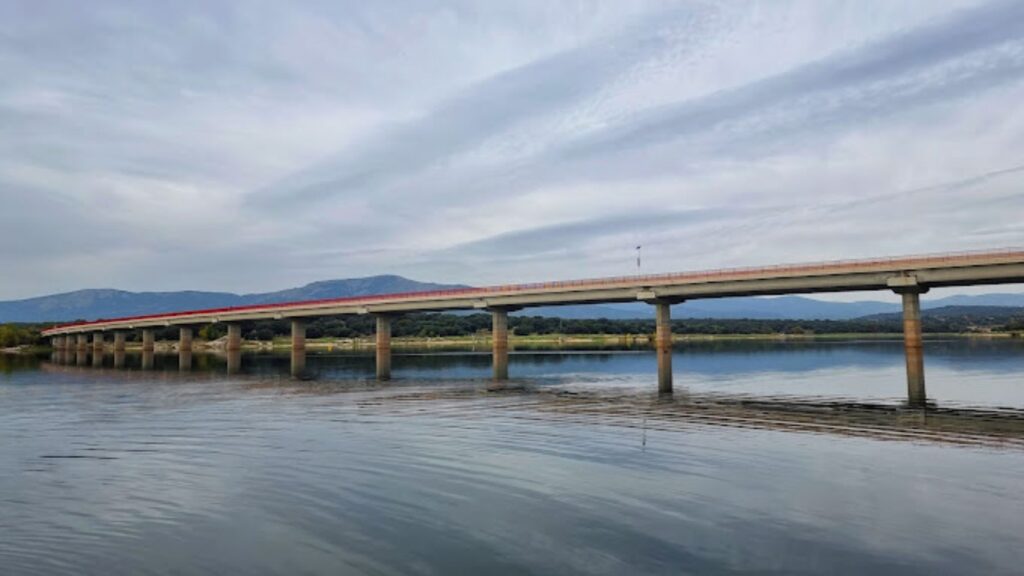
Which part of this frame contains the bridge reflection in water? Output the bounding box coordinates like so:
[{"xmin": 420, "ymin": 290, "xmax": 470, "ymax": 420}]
[{"xmin": 39, "ymin": 348, "xmax": 1024, "ymax": 451}]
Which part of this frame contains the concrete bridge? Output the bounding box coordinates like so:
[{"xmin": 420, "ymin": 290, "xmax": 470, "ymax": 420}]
[{"xmin": 43, "ymin": 249, "xmax": 1024, "ymax": 404}]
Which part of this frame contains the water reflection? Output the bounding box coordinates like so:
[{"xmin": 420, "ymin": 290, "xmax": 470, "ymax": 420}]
[
  {"xmin": 3, "ymin": 340, "xmax": 1024, "ymax": 574},
  {"xmin": 226, "ymin": 349, "xmax": 242, "ymax": 375}
]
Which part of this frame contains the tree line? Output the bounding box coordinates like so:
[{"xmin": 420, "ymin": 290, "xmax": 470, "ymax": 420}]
[{"xmin": 3, "ymin": 311, "xmax": 1023, "ymax": 348}]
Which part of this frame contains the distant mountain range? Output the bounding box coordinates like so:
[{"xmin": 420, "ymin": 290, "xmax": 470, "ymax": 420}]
[
  {"xmin": 0, "ymin": 276, "xmax": 461, "ymax": 323},
  {"xmin": 2, "ymin": 275, "xmax": 1024, "ymax": 323}
]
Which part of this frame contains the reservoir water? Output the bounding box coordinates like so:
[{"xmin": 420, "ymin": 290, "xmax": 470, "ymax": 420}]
[{"xmin": 2, "ymin": 339, "xmax": 1023, "ymax": 575}]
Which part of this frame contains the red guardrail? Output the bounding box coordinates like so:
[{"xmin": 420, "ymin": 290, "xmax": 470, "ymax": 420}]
[{"xmin": 44, "ymin": 247, "xmax": 1024, "ymax": 333}]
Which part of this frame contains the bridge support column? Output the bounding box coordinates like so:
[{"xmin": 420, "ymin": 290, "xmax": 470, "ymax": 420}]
[
  {"xmin": 492, "ymin": 308, "xmax": 510, "ymax": 381},
  {"xmin": 92, "ymin": 332, "xmax": 104, "ymax": 353},
  {"xmin": 290, "ymin": 320, "xmax": 306, "ymax": 378},
  {"xmin": 114, "ymin": 349, "xmax": 126, "ymax": 369},
  {"xmin": 113, "ymin": 331, "xmax": 126, "ymax": 352},
  {"xmin": 655, "ymin": 301, "xmax": 673, "ymax": 394},
  {"xmin": 226, "ymin": 324, "xmax": 242, "ymax": 352},
  {"xmin": 291, "ymin": 320, "xmax": 306, "ymax": 351},
  {"xmin": 142, "ymin": 329, "xmax": 155, "ymax": 352},
  {"xmin": 376, "ymin": 315, "xmax": 392, "ymax": 381},
  {"xmin": 77, "ymin": 333, "xmax": 88, "ymax": 352},
  {"xmin": 899, "ymin": 289, "xmax": 927, "ymax": 406},
  {"xmin": 52, "ymin": 335, "xmax": 64, "ymax": 350},
  {"xmin": 142, "ymin": 350, "xmax": 154, "ymax": 371},
  {"xmin": 179, "ymin": 327, "xmax": 193, "ymax": 353}
]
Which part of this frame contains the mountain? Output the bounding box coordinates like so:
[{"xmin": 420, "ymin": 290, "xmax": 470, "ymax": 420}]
[
  {"xmin": 2, "ymin": 276, "xmax": 1023, "ymax": 323},
  {"xmin": 243, "ymin": 275, "xmax": 466, "ymax": 305},
  {"xmin": 0, "ymin": 289, "xmax": 243, "ymax": 323},
  {"xmin": 859, "ymin": 305, "xmax": 1024, "ymax": 323},
  {"xmin": 0, "ymin": 276, "xmax": 465, "ymax": 323}
]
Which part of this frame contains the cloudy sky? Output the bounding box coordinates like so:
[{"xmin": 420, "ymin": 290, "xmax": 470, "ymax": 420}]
[{"xmin": 2, "ymin": 0, "xmax": 1023, "ymax": 300}]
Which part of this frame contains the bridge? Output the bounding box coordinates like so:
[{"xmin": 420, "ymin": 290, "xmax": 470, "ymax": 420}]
[{"xmin": 43, "ymin": 248, "xmax": 1024, "ymax": 405}]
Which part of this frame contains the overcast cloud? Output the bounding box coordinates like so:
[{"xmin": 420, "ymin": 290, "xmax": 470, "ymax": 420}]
[{"xmin": 2, "ymin": 0, "xmax": 1023, "ymax": 300}]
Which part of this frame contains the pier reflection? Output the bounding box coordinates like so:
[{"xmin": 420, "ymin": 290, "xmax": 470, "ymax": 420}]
[
  {"xmin": 27, "ymin": 351, "xmax": 1024, "ymax": 451},
  {"xmin": 179, "ymin": 350, "xmax": 192, "ymax": 372},
  {"xmin": 227, "ymin": 350, "xmax": 242, "ymax": 375}
]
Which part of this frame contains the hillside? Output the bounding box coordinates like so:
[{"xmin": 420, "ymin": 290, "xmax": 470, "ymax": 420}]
[{"xmin": 3, "ymin": 276, "xmax": 1024, "ymax": 324}]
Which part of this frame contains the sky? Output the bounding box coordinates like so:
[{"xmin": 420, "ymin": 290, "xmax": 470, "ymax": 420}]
[{"xmin": 2, "ymin": 0, "xmax": 1023, "ymax": 301}]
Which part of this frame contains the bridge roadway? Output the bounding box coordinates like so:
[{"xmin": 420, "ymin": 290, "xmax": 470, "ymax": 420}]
[{"xmin": 43, "ymin": 248, "xmax": 1024, "ymax": 404}]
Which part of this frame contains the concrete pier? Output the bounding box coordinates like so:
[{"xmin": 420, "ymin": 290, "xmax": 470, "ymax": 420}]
[
  {"xmin": 114, "ymin": 350, "xmax": 126, "ymax": 369},
  {"xmin": 290, "ymin": 320, "xmax": 307, "ymax": 378},
  {"xmin": 142, "ymin": 329, "xmax": 155, "ymax": 352},
  {"xmin": 179, "ymin": 327, "xmax": 193, "ymax": 353},
  {"xmin": 141, "ymin": 350, "xmax": 154, "ymax": 370},
  {"xmin": 291, "ymin": 320, "xmax": 306, "ymax": 351},
  {"xmin": 226, "ymin": 324, "xmax": 242, "ymax": 352},
  {"xmin": 113, "ymin": 331, "xmax": 126, "ymax": 352},
  {"xmin": 77, "ymin": 334, "xmax": 88, "ymax": 352},
  {"xmin": 899, "ymin": 289, "xmax": 927, "ymax": 406},
  {"xmin": 655, "ymin": 301, "xmax": 673, "ymax": 394},
  {"xmin": 52, "ymin": 336, "xmax": 65, "ymax": 350},
  {"xmin": 92, "ymin": 332, "xmax": 104, "ymax": 353},
  {"xmin": 376, "ymin": 315, "xmax": 392, "ymax": 381},
  {"xmin": 492, "ymin": 308, "xmax": 509, "ymax": 381},
  {"xmin": 76, "ymin": 350, "xmax": 87, "ymax": 366}
]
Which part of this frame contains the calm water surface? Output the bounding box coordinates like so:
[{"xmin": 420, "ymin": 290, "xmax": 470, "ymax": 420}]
[{"xmin": 2, "ymin": 339, "xmax": 1023, "ymax": 575}]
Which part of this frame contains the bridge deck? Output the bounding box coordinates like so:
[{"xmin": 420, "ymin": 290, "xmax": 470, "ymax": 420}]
[{"xmin": 43, "ymin": 248, "xmax": 1024, "ymax": 335}]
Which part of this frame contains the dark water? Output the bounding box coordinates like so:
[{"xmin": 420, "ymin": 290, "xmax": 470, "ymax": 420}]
[{"xmin": 2, "ymin": 339, "xmax": 1023, "ymax": 575}]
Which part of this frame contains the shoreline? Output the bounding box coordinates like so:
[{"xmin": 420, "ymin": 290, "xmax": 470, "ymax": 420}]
[{"xmin": 31, "ymin": 331, "xmax": 1020, "ymax": 354}]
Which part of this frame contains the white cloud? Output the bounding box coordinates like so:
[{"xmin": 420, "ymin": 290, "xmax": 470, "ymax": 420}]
[{"xmin": 0, "ymin": 0, "xmax": 1022, "ymax": 299}]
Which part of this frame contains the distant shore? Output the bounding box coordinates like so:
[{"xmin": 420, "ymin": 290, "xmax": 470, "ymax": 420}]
[{"xmin": 30, "ymin": 331, "xmax": 1020, "ymax": 354}]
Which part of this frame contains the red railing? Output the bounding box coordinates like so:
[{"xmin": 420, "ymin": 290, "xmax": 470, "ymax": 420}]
[{"xmin": 44, "ymin": 247, "xmax": 1024, "ymax": 333}]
